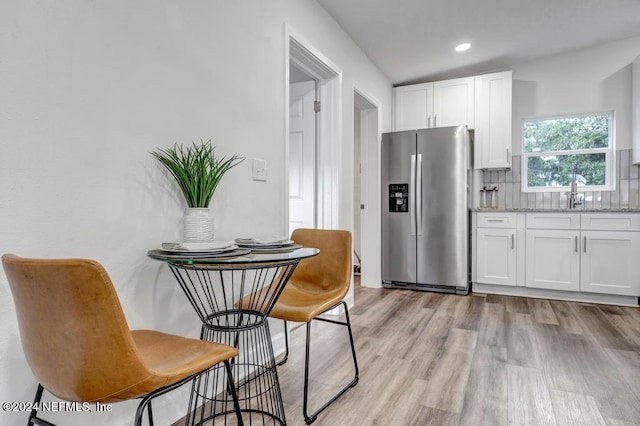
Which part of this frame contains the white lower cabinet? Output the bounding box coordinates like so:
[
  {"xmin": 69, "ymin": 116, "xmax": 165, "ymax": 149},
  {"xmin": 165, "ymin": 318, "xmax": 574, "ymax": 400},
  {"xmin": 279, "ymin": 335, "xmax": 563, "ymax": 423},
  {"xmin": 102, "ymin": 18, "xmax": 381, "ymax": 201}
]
[
  {"xmin": 581, "ymin": 231, "xmax": 640, "ymax": 295},
  {"xmin": 476, "ymin": 228, "xmax": 517, "ymax": 286},
  {"xmin": 525, "ymin": 230, "xmax": 580, "ymax": 292},
  {"xmin": 474, "ymin": 212, "xmax": 519, "ymax": 286},
  {"xmin": 473, "ymin": 212, "xmax": 640, "ymax": 299},
  {"xmin": 524, "ymin": 213, "xmax": 640, "ymax": 297}
]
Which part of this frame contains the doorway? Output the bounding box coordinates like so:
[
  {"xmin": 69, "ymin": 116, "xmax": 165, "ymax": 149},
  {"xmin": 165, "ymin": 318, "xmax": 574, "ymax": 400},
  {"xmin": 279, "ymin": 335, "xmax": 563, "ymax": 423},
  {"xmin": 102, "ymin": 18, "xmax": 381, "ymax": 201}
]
[
  {"xmin": 288, "ymin": 66, "xmax": 317, "ymax": 235},
  {"xmin": 354, "ymin": 89, "xmax": 381, "ymax": 288},
  {"xmin": 285, "ymin": 29, "xmax": 341, "ymax": 234},
  {"xmin": 281, "ymin": 30, "xmax": 343, "ymax": 351}
]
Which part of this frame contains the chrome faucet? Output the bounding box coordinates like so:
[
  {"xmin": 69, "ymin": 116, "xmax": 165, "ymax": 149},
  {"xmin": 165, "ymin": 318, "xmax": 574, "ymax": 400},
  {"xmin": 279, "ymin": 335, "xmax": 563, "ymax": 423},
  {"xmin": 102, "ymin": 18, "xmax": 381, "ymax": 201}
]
[{"xmin": 569, "ymin": 164, "xmax": 583, "ymax": 208}]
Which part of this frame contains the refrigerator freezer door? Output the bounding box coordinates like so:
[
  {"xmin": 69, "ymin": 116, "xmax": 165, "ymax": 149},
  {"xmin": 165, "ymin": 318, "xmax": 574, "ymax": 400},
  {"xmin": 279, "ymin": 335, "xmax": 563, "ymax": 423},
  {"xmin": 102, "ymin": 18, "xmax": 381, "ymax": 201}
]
[
  {"xmin": 382, "ymin": 131, "xmax": 417, "ymax": 284},
  {"xmin": 416, "ymin": 126, "xmax": 468, "ymax": 291}
]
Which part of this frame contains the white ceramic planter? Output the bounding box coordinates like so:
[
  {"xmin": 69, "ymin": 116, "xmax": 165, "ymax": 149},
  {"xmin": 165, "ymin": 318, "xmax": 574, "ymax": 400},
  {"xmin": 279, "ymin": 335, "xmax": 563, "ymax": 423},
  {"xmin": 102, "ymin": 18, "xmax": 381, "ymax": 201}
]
[{"xmin": 183, "ymin": 208, "xmax": 214, "ymax": 242}]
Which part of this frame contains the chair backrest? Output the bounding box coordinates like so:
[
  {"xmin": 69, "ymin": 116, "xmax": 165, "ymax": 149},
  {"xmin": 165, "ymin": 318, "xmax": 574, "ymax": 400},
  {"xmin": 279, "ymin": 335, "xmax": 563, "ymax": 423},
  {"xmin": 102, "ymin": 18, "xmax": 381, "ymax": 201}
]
[
  {"xmin": 290, "ymin": 228, "xmax": 352, "ymax": 294},
  {"xmin": 2, "ymin": 254, "xmax": 152, "ymax": 402}
]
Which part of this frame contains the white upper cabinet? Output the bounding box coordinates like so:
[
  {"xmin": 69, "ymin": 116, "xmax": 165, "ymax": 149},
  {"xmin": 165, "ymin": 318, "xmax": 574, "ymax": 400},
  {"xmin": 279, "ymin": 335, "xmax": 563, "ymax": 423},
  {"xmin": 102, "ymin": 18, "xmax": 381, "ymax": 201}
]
[
  {"xmin": 474, "ymin": 71, "xmax": 513, "ymax": 169},
  {"xmin": 393, "ymin": 71, "xmax": 513, "ymax": 170},
  {"xmin": 393, "ymin": 77, "xmax": 474, "ymax": 131},
  {"xmin": 393, "ymin": 83, "xmax": 434, "ymax": 131},
  {"xmin": 433, "ymin": 77, "xmax": 475, "ymax": 129}
]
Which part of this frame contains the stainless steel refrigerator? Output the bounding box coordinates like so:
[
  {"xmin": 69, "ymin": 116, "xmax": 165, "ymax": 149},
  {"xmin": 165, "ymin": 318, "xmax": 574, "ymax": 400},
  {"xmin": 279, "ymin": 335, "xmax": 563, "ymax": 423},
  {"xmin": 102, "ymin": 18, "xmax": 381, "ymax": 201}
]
[{"xmin": 382, "ymin": 125, "xmax": 469, "ymax": 295}]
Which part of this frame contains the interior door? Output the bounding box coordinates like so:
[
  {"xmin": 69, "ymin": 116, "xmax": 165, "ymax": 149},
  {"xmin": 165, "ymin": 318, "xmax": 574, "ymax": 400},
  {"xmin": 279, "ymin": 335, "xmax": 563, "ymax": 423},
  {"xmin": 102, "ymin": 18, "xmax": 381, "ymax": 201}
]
[{"xmin": 289, "ymin": 81, "xmax": 317, "ymax": 235}]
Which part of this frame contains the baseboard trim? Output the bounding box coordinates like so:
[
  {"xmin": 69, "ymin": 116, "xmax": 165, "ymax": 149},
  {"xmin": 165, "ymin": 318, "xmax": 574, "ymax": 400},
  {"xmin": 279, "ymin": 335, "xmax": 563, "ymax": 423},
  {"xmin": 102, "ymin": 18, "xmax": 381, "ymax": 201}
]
[{"xmin": 473, "ymin": 282, "xmax": 639, "ymax": 307}]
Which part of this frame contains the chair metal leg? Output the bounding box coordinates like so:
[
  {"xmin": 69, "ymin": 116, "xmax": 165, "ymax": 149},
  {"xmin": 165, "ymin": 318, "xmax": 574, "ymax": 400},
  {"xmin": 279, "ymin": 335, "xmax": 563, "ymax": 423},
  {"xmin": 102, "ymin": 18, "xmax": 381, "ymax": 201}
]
[
  {"xmin": 134, "ymin": 367, "xmax": 238, "ymax": 426},
  {"xmin": 27, "ymin": 384, "xmax": 56, "ymax": 426},
  {"xmin": 147, "ymin": 401, "xmax": 153, "ymax": 426},
  {"xmin": 223, "ymin": 359, "xmax": 244, "ymax": 426},
  {"xmin": 276, "ymin": 320, "xmax": 289, "ymax": 366},
  {"xmin": 302, "ymin": 301, "xmax": 359, "ymax": 424}
]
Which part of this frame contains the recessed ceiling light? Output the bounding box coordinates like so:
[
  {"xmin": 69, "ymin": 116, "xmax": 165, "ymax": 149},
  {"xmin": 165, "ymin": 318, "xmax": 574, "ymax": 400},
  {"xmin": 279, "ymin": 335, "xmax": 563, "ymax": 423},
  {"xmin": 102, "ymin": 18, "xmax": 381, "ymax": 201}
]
[{"xmin": 455, "ymin": 43, "xmax": 471, "ymax": 52}]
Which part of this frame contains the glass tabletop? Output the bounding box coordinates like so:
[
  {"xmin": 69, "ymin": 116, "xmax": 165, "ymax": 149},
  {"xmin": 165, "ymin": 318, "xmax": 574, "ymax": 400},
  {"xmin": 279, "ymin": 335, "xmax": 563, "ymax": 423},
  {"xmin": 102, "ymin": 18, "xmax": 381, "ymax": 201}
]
[{"xmin": 147, "ymin": 247, "xmax": 319, "ymax": 266}]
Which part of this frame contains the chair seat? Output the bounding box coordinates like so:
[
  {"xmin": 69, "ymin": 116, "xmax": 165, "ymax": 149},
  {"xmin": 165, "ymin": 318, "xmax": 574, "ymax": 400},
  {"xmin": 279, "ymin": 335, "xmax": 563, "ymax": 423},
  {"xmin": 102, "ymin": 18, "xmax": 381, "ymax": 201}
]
[
  {"xmin": 99, "ymin": 330, "xmax": 238, "ymax": 402},
  {"xmin": 268, "ymin": 282, "xmax": 347, "ymax": 323},
  {"xmin": 133, "ymin": 330, "xmax": 239, "ymax": 378}
]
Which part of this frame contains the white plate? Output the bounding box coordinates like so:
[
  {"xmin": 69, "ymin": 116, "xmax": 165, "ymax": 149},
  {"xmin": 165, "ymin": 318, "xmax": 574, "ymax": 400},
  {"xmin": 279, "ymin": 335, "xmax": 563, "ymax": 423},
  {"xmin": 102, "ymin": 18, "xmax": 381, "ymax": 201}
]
[
  {"xmin": 246, "ymin": 244, "xmax": 302, "ymax": 253},
  {"xmin": 236, "ymin": 240, "xmax": 295, "ymax": 248},
  {"xmin": 161, "ymin": 241, "xmax": 235, "ymax": 252},
  {"xmin": 235, "ymin": 236, "xmax": 290, "ymax": 246}
]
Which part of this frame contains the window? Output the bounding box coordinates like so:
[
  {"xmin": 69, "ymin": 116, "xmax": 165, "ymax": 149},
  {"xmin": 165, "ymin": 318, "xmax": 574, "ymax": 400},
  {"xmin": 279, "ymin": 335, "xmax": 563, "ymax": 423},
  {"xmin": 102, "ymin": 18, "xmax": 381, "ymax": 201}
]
[{"xmin": 522, "ymin": 111, "xmax": 614, "ymax": 192}]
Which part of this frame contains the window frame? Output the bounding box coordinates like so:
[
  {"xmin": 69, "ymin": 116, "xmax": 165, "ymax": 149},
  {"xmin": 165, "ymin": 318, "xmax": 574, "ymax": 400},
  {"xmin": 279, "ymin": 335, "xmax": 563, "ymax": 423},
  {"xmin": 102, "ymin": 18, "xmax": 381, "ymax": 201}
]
[{"xmin": 521, "ymin": 111, "xmax": 615, "ymax": 193}]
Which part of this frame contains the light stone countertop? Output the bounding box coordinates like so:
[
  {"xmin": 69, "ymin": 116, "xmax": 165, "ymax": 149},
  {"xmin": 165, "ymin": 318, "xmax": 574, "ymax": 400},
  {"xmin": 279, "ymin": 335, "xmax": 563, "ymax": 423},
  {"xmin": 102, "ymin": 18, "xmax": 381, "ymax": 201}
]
[{"xmin": 470, "ymin": 208, "xmax": 640, "ymax": 213}]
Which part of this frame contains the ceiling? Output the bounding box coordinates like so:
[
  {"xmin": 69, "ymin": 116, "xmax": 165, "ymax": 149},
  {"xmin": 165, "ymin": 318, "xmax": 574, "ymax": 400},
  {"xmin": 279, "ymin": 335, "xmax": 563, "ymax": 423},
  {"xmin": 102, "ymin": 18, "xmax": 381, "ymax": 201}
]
[{"xmin": 316, "ymin": 0, "xmax": 640, "ymax": 86}]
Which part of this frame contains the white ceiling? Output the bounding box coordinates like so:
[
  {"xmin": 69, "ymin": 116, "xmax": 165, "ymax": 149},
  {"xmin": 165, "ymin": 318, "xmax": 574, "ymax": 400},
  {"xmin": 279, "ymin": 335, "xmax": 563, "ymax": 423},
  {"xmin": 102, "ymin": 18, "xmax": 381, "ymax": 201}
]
[{"xmin": 316, "ymin": 0, "xmax": 640, "ymax": 85}]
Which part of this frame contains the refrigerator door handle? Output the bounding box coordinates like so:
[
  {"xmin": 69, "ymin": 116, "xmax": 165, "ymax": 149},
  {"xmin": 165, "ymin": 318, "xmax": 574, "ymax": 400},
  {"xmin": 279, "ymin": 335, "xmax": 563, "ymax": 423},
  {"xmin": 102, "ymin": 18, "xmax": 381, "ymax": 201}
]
[
  {"xmin": 410, "ymin": 154, "xmax": 417, "ymax": 236},
  {"xmin": 416, "ymin": 153, "xmax": 423, "ymax": 235}
]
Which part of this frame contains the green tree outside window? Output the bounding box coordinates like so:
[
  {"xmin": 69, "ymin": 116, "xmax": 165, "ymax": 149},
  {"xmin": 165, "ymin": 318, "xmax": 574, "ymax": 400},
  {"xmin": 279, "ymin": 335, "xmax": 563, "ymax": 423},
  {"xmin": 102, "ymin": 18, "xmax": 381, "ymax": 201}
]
[{"xmin": 522, "ymin": 112, "xmax": 613, "ymax": 190}]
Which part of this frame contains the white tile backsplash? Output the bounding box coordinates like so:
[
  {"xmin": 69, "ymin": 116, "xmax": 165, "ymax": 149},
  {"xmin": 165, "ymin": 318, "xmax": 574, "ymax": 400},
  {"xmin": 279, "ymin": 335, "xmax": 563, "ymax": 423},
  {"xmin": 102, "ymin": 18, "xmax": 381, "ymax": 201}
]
[{"xmin": 481, "ymin": 150, "xmax": 639, "ymax": 210}]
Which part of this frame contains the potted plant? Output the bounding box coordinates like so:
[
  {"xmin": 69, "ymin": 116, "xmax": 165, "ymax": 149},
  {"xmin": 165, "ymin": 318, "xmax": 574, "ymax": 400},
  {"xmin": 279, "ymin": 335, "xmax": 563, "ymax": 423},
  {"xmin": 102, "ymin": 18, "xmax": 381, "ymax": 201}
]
[{"xmin": 151, "ymin": 139, "xmax": 244, "ymax": 242}]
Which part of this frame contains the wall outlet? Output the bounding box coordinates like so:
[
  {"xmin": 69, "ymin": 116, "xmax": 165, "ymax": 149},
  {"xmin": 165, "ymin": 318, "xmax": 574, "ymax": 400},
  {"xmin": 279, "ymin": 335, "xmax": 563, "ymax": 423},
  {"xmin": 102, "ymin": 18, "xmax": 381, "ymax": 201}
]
[{"xmin": 252, "ymin": 158, "xmax": 267, "ymax": 181}]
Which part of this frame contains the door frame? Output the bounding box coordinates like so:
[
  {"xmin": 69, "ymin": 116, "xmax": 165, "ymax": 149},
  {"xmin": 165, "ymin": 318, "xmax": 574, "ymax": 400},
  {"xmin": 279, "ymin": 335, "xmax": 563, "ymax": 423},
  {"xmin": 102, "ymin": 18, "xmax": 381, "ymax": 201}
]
[
  {"xmin": 353, "ymin": 86, "xmax": 382, "ymax": 288},
  {"xmin": 284, "ymin": 25, "xmax": 342, "ymax": 233}
]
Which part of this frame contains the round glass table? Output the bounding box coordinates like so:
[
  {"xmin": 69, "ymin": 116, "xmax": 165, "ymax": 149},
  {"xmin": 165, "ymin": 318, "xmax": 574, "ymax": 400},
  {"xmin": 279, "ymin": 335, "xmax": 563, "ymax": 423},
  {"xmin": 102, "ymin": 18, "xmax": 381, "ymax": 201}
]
[{"xmin": 147, "ymin": 247, "xmax": 319, "ymax": 426}]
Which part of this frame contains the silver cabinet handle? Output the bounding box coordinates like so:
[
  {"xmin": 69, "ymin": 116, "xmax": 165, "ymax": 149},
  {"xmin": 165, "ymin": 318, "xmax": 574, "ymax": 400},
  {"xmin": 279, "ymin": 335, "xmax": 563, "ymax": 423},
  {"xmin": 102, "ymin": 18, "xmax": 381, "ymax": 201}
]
[
  {"xmin": 575, "ymin": 236, "xmax": 578, "ymax": 252},
  {"xmin": 427, "ymin": 115, "xmax": 432, "ymax": 128},
  {"xmin": 487, "ymin": 219, "xmax": 504, "ymax": 223},
  {"xmin": 434, "ymin": 114, "xmax": 437, "ymax": 127},
  {"xmin": 511, "ymin": 234, "xmax": 515, "ymax": 250},
  {"xmin": 507, "ymin": 148, "xmax": 511, "ymax": 163},
  {"xmin": 583, "ymin": 236, "xmax": 587, "ymax": 253}
]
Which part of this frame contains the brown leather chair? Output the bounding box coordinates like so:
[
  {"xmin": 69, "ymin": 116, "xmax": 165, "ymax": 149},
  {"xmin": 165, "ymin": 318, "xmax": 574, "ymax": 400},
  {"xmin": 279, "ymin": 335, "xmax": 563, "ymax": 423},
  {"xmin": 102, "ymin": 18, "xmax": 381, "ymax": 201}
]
[
  {"xmin": 268, "ymin": 229, "xmax": 359, "ymax": 424},
  {"xmin": 2, "ymin": 254, "xmax": 244, "ymax": 426}
]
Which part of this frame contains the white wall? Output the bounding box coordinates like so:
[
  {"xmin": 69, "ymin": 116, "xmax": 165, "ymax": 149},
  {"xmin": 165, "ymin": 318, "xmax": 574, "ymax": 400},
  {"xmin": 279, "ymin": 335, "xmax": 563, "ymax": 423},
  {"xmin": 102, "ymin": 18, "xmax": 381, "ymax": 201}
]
[
  {"xmin": 0, "ymin": 1, "xmax": 392, "ymax": 425},
  {"xmin": 511, "ymin": 35, "xmax": 640, "ymax": 155}
]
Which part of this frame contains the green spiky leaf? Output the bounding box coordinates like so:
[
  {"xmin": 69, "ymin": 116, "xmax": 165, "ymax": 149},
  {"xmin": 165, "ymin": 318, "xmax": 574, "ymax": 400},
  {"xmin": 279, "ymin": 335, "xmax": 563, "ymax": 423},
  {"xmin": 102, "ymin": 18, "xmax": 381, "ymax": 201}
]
[{"xmin": 151, "ymin": 139, "xmax": 244, "ymax": 208}]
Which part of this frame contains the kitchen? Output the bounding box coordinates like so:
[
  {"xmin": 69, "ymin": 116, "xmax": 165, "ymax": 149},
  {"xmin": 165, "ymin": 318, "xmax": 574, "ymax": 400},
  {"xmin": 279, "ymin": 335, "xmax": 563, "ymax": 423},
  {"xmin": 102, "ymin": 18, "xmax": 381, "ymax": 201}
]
[{"xmin": 1, "ymin": 1, "xmax": 640, "ymax": 425}]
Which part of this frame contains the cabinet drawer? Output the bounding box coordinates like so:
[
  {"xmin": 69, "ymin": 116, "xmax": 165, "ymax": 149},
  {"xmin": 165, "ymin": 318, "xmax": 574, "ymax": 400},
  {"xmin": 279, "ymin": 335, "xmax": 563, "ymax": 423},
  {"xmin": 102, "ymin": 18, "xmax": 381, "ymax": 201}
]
[
  {"xmin": 477, "ymin": 212, "xmax": 517, "ymax": 228},
  {"xmin": 581, "ymin": 214, "xmax": 640, "ymax": 231},
  {"xmin": 526, "ymin": 213, "xmax": 580, "ymax": 230}
]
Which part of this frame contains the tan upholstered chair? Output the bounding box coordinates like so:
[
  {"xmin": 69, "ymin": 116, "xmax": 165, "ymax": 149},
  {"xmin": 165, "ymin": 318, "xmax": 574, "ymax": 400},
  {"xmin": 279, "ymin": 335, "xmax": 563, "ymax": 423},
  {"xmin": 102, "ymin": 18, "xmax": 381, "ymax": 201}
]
[
  {"xmin": 2, "ymin": 254, "xmax": 243, "ymax": 426},
  {"xmin": 269, "ymin": 229, "xmax": 359, "ymax": 424}
]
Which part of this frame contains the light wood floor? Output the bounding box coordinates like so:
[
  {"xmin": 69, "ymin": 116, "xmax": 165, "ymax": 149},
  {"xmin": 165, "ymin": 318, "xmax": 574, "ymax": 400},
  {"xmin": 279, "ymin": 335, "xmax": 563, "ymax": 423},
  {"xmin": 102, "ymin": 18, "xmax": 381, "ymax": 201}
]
[{"xmin": 277, "ymin": 278, "xmax": 640, "ymax": 425}]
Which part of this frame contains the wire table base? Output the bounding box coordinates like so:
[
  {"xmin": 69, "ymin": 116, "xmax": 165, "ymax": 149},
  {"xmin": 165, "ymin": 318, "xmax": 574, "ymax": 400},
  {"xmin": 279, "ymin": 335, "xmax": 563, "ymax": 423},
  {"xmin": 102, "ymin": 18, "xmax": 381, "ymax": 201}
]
[
  {"xmin": 147, "ymin": 249, "xmax": 319, "ymax": 426},
  {"xmin": 185, "ymin": 314, "xmax": 284, "ymax": 425}
]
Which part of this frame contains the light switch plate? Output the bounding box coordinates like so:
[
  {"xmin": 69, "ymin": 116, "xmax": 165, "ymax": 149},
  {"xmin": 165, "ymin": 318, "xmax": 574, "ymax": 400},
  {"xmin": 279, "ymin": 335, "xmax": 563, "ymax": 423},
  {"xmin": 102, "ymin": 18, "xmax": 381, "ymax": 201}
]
[{"xmin": 252, "ymin": 158, "xmax": 267, "ymax": 181}]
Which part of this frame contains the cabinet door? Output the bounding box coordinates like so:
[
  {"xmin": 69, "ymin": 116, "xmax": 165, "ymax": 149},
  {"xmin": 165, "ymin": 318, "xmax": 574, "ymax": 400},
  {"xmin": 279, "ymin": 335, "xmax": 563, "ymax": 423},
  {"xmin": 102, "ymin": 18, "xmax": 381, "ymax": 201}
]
[
  {"xmin": 476, "ymin": 228, "xmax": 516, "ymax": 286},
  {"xmin": 581, "ymin": 231, "xmax": 640, "ymax": 296},
  {"xmin": 474, "ymin": 71, "xmax": 512, "ymax": 169},
  {"xmin": 433, "ymin": 77, "xmax": 474, "ymax": 129},
  {"xmin": 525, "ymin": 230, "xmax": 580, "ymax": 291},
  {"xmin": 393, "ymin": 83, "xmax": 433, "ymax": 131}
]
